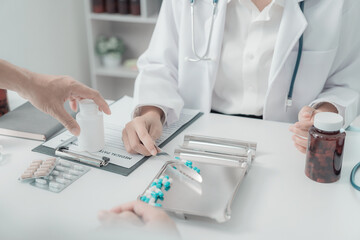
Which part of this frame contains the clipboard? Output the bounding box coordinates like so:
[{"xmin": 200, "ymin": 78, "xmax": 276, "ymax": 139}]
[{"xmin": 32, "ymin": 112, "xmax": 203, "ymax": 176}]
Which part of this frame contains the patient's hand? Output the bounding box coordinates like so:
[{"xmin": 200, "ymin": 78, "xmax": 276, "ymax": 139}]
[
  {"xmin": 98, "ymin": 201, "xmax": 179, "ymax": 236},
  {"xmin": 20, "ymin": 73, "xmax": 111, "ymax": 136}
]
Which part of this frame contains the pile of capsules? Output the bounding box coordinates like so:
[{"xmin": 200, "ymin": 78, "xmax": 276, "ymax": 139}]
[
  {"xmin": 19, "ymin": 158, "xmax": 90, "ymax": 193},
  {"xmin": 173, "ymin": 159, "xmax": 201, "ymax": 174},
  {"xmin": 140, "ymin": 175, "xmax": 173, "ymax": 207},
  {"xmin": 184, "ymin": 160, "xmax": 200, "ymax": 174}
]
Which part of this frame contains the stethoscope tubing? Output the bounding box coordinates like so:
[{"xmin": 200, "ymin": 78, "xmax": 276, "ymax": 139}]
[
  {"xmin": 188, "ymin": 0, "xmax": 305, "ymax": 108},
  {"xmin": 189, "ymin": 1, "xmax": 218, "ymax": 62},
  {"xmin": 350, "ymin": 162, "xmax": 360, "ymax": 191}
]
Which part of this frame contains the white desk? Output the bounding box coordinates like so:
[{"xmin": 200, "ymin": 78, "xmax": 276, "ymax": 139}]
[{"xmin": 1, "ymin": 113, "xmax": 359, "ymax": 240}]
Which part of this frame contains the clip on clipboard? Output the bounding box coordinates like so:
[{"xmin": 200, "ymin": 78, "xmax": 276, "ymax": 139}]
[{"xmin": 54, "ymin": 136, "xmax": 110, "ymax": 168}]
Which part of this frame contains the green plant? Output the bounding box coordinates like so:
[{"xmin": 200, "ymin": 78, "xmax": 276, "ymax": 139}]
[{"xmin": 95, "ymin": 36, "xmax": 125, "ymax": 56}]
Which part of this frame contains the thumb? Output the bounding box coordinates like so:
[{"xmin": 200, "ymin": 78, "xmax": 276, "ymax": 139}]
[{"xmin": 51, "ymin": 105, "xmax": 80, "ymax": 136}]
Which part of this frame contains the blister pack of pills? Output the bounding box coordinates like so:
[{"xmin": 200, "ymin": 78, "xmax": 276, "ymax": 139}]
[
  {"xmin": 20, "ymin": 158, "xmax": 58, "ymax": 180},
  {"xmin": 19, "ymin": 158, "xmax": 90, "ymax": 193}
]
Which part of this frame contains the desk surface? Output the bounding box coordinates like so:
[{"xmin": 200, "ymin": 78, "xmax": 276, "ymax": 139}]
[{"xmin": 1, "ymin": 113, "xmax": 359, "ymax": 240}]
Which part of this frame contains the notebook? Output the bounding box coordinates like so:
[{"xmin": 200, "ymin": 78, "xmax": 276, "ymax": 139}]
[{"xmin": 0, "ymin": 102, "xmax": 76, "ymax": 141}]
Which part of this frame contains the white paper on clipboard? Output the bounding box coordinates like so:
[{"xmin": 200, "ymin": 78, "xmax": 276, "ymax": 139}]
[{"xmin": 42, "ymin": 96, "xmax": 200, "ymax": 169}]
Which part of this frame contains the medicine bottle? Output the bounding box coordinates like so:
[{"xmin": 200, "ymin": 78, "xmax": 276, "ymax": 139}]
[
  {"xmin": 76, "ymin": 99, "xmax": 105, "ymax": 152},
  {"xmin": 106, "ymin": 0, "xmax": 118, "ymax": 13},
  {"xmin": 305, "ymin": 112, "xmax": 346, "ymax": 183},
  {"xmin": 92, "ymin": 0, "xmax": 105, "ymax": 13},
  {"xmin": 130, "ymin": 0, "xmax": 141, "ymax": 16},
  {"xmin": 0, "ymin": 89, "xmax": 9, "ymax": 117}
]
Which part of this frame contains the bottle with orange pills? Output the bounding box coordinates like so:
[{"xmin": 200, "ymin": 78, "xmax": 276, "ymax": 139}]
[{"xmin": 305, "ymin": 112, "xmax": 346, "ymax": 183}]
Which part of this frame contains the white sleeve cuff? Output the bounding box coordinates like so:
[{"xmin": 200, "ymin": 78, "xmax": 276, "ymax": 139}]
[
  {"xmin": 132, "ymin": 104, "xmax": 169, "ymax": 126},
  {"xmin": 309, "ymin": 100, "xmax": 345, "ymax": 125}
]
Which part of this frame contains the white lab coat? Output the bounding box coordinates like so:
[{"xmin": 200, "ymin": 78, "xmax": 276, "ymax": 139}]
[{"xmin": 134, "ymin": 0, "xmax": 360, "ymax": 127}]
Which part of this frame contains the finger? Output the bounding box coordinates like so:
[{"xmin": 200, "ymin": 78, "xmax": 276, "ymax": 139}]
[
  {"xmin": 117, "ymin": 211, "xmax": 144, "ymax": 226},
  {"xmin": 69, "ymin": 99, "xmax": 78, "ymax": 112},
  {"xmin": 299, "ymin": 106, "xmax": 315, "ymax": 121},
  {"xmin": 50, "ymin": 105, "xmax": 80, "ymax": 136},
  {"xmin": 98, "ymin": 210, "xmax": 142, "ymax": 226},
  {"xmin": 112, "ymin": 201, "xmax": 167, "ymax": 224},
  {"xmin": 133, "ymin": 120, "xmax": 157, "ymax": 156},
  {"xmin": 110, "ymin": 201, "xmax": 162, "ymax": 223},
  {"xmin": 125, "ymin": 124, "xmax": 152, "ymax": 156},
  {"xmin": 73, "ymin": 84, "xmax": 111, "ymax": 115},
  {"xmin": 292, "ymin": 135, "xmax": 308, "ymax": 149},
  {"xmin": 295, "ymin": 121, "xmax": 313, "ymax": 132},
  {"xmin": 294, "ymin": 143, "xmax": 307, "ymax": 154},
  {"xmin": 98, "ymin": 210, "xmax": 111, "ymax": 222},
  {"xmin": 148, "ymin": 122, "xmax": 163, "ymax": 140},
  {"xmin": 289, "ymin": 125, "xmax": 310, "ymax": 138},
  {"xmin": 122, "ymin": 129, "xmax": 136, "ymax": 154}
]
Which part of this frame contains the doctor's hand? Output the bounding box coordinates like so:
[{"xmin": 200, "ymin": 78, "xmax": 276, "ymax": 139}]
[
  {"xmin": 289, "ymin": 103, "xmax": 338, "ymax": 153},
  {"xmin": 98, "ymin": 201, "xmax": 179, "ymax": 236},
  {"xmin": 122, "ymin": 106, "xmax": 163, "ymax": 156},
  {"xmin": 19, "ymin": 72, "xmax": 111, "ymax": 136}
]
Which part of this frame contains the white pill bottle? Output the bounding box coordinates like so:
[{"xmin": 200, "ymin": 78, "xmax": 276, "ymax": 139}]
[{"xmin": 76, "ymin": 99, "xmax": 105, "ymax": 152}]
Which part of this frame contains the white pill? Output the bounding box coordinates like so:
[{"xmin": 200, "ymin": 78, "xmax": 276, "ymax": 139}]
[
  {"xmin": 48, "ymin": 176, "xmax": 54, "ymax": 180},
  {"xmin": 63, "ymin": 174, "xmax": 74, "ymax": 180},
  {"xmin": 35, "ymin": 179, "xmax": 47, "ymax": 185},
  {"xmin": 149, "ymin": 186, "xmax": 156, "ymax": 192},
  {"xmin": 51, "ymin": 170, "xmax": 60, "ymax": 176},
  {"xmin": 69, "ymin": 169, "xmax": 81, "ymax": 176},
  {"xmin": 56, "ymin": 178, "xmax": 68, "ymax": 184},
  {"xmin": 73, "ymin": 165, "xmax": 84, "ymax": 171},
  {"xmin": 55, "ymin": 166, "xmax": 66, "ymax": 171},
  {"xmin": 49, "ymin": 181, "xmax": 62, "ymax": 189},
  {"xmin": 149, "ymin": 198, "xmax": 155, "ymax": 204},
  {"xmin": 60, "ymin": 161, "xmax": 71, "ymax": 167},
  {"xmin": 162, "ymin": 178, "xmax": 168, "ymax": 184},
  {"xmin": 169, "ymin": 178, "xmax": 173, "ymax": 184}
]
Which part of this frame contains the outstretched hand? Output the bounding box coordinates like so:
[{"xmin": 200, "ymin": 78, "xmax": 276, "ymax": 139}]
[
  {"xmin": 98, "ymin": 201, "xmax": 179, "ymax": 235},
  {"xmin": 21, "ymin": 73, "xmax": 111, "ymax": 136}
]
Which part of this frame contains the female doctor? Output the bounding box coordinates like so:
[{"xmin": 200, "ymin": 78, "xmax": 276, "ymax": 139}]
[{"xmin": 122, "ymin": 0, "xmax": 360, "ymax": 156}]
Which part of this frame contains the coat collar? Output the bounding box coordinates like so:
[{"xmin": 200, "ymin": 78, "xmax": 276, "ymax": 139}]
[{"xmin": 268, "ymin": 0, "xmax": 308, "ymax": 85}]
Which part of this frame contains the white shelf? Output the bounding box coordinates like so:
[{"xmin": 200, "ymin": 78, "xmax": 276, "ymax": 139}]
[
  {"xmin": 85, "ymin": 0, "xmax": 162, "ymax": 99},
  {"xmin": 90, "ymin": 13, "xmax": 157, "ymax": 24},
  {"xmin": 95, "ymin": 66, "xmax": 139, "ymax": 79}
]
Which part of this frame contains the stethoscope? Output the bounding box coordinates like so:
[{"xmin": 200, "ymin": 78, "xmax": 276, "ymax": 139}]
[{"xmin": 188, "ymin": 0, "xmax": 305, "ymax": 109}]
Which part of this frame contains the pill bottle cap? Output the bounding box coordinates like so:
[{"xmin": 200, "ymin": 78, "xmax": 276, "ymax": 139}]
[
  {"xmin": 79, "ymin": 99, "xmax": 98, "ymax": 115},
  {"xmin": 314, "ymin": 112, "xmax": 343, "ymax": 132}
]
